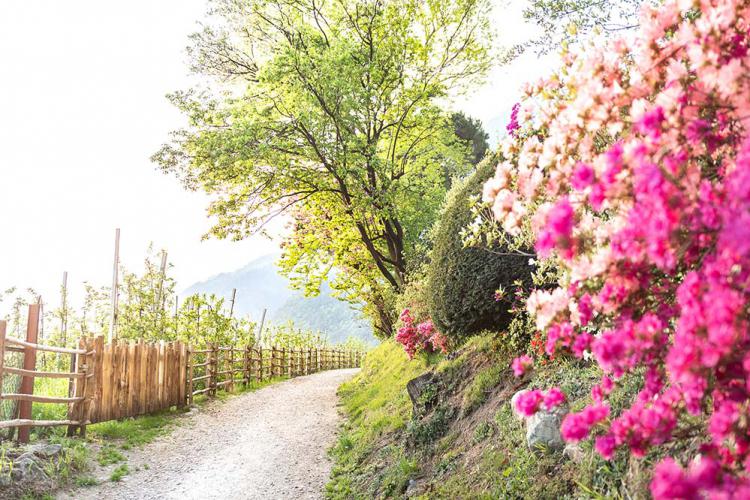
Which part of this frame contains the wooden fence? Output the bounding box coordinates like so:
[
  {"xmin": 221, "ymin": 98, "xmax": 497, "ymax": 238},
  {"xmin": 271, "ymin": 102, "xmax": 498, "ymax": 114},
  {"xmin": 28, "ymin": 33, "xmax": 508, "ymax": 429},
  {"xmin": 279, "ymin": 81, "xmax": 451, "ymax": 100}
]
[
  {"xmin": 0, "ymin": 308, "xmax": 96, "ymax": 442},
  {"xmin": 0, "ymin": 305, "xmax": 363, "ymax": 442},
  {"xmin": 187, "ymin": 345, "xmax": 362, "ymax": 405},
  {"xmin": 87, "ymin": 339, "xmax": 188, "ymax": 424}
]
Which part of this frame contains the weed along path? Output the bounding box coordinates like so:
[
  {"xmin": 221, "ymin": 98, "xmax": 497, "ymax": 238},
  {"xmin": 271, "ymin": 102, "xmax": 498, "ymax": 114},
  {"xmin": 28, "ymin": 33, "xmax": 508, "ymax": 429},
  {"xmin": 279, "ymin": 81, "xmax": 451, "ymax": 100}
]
[{"xmin": 59, "ymin": 369, "xmax": 359, "ymax": 500}]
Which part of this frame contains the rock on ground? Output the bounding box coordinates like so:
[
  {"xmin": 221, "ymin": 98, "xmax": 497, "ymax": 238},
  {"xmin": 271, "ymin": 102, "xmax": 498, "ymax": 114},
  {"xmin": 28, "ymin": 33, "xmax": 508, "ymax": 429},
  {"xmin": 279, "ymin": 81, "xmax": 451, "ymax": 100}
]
[{"xmin": 58, "ymin": 368, "xmax": 358, "ymax": 500}]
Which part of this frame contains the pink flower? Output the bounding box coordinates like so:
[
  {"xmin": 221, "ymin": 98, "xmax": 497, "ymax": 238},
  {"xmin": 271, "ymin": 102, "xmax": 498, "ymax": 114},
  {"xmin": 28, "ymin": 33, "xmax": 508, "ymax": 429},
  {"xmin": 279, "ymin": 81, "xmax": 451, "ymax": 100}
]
[
  {"xmin": 571, "ymin": 162, "xmax": 595, "ymax": 190},
  {"xmin": 514, "ymin": 389, "xmax": 544, "ymax": 417},
  {"xmin": 595, "ymin": 434, "xmax": 616, "ymax": 460},
  {"xmin": 635, "ymin": 106, "xmax": 665, "ymax": 138},
  {"xmin": 542, "ymin": 387, "xmax": 566, "ymax": 410},
  {"xmin": 560, "ymin": 404, "xmax": 609, "ymax": 442},
  {"xmin": 536, "ymin": 198, "xmax": 575, "ymax": 259},
  {"xmin": 506, "ymin": 103, "xmax": 521, "ymax": 136},
  {"xmin": 650, "ymin": 459, "xmax": 695, "ymax": 500},
  {"xmin": 395, "ymin": 311, "xmax": 446, "ymax": 358},
  {"xmin": 511, "ymin": 355, "xmax": 533, "ymax": 377}
]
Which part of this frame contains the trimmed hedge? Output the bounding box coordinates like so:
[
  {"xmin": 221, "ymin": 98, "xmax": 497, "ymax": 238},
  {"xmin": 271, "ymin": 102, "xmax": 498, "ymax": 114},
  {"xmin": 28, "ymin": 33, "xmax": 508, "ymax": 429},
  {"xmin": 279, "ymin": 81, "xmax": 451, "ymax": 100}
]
[{"xmin": 427, "ymin": 154, "xmax": 532, "ymax": 339}]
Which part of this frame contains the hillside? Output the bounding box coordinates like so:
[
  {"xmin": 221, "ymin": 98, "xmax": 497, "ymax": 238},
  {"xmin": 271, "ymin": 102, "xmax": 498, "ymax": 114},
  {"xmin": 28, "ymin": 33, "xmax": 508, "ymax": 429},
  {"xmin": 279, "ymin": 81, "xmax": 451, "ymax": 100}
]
[
  {"xmin": 326, "ymin": 337, "xmax": 670, "ymax": 499},
  {"xmin": 182, "ymin": 254, "xmax": 374, "ymax": 345}
]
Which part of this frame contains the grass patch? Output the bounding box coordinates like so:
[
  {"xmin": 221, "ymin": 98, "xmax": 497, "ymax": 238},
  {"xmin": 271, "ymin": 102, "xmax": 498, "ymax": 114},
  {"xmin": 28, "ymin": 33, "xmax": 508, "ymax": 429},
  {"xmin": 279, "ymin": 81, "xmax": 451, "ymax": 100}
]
[
  {"xmin": 109, "ymin": 464, "xmax": 129, "ymax": 482},
  {"xmin": 405, "ymin": 404, "xmax": 454, "ymax": 446},
  {"xmin": 41, "ymin": 437, "xmax": 90, "ymax": 482},
  {"xmin": 472, "ymin": 420, "xmax": 495, "ymax": 443},
  {"xmin": 88, "ymin": 406, "xmax": 190, "ymax": 449},
  {"xmin": 462, "ymin": 364, "xmax": 503, "ymax": 412},
  {"xmin": 74, "ymin": 476, "xmax": 98, "ymax": 487},
  {"xmin": 96, "ymin": 445, "xmax": 125, "ymax": 466}
]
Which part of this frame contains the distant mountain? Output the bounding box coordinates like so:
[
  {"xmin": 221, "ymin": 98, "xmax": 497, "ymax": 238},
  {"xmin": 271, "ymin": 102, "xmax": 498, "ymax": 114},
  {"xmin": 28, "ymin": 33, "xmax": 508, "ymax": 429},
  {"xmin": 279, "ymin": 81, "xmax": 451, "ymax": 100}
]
[{"xmin": 182, "ymin": 254, "xmax": 375, "ymax": 345}]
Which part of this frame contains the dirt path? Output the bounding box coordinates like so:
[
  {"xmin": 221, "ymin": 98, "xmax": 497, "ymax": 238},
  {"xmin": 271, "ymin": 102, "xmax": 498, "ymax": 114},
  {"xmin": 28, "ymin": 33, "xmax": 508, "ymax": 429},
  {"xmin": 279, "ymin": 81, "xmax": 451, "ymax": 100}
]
[{"xmin": 59, "ymin": 369, "xmax": 358, "ymax": 500}]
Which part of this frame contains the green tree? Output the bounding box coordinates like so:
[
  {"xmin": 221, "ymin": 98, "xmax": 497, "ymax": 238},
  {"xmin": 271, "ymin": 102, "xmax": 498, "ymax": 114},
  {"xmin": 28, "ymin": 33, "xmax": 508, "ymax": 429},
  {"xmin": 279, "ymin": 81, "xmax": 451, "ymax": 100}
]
[
  {"xmin": 516, "ymin": 0, "xmax": 645, "ymax": 57},
  {"xmin": 452, "ymin": 111, "xmax": 489, "ymax": 167},
  {"xmin": 154, "ymin": 0, "xmax": 493, "ymax": 337},
  {"xmin": 117, "ymin": 247, "xmax": 176, "ymax": 342}
]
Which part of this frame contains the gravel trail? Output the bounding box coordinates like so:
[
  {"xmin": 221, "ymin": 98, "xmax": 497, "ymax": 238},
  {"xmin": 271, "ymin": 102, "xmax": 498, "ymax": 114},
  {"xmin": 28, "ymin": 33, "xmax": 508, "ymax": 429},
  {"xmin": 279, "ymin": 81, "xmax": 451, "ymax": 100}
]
[{"xmin": 59, "ymin": 368, "xmax": 358, "ymax": 500}]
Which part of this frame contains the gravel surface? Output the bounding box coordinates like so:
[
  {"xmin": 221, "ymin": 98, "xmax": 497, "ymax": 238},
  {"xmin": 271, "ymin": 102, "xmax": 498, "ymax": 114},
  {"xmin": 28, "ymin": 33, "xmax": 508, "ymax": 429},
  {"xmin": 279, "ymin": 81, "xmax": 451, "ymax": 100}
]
[{"xmin": 59, "ymin": 368, "xmax": 358, "ymax": 500}]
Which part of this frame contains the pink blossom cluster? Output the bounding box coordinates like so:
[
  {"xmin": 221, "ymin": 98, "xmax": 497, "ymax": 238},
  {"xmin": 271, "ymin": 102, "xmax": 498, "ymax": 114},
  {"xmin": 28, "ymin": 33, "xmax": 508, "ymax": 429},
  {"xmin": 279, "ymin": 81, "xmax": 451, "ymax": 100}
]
[
  {"xmin": 513, "ymin": 387, "xmax": 566, "ymax": 417},
  {"xmin": 506, "ymin": 102, "xmax": 521, "ymax": 137},
  {"xmin": 484, "ymin": 0, "xmax": 750, "ymax": 495},
  {"xmin": 395, "ymin": 309, "xmax": 448, "ymax": 359},
  {"xmin": 511, "ymin": 354, "xmax": 533, "ymax": 376}
]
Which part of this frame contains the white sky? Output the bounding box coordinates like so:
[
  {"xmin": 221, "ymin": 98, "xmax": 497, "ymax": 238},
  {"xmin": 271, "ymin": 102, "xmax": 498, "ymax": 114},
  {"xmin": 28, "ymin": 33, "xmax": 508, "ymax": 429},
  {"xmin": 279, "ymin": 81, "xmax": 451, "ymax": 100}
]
[{"xmin": 0, "ymin": 0, "xmax": 551, "ymax": 311}]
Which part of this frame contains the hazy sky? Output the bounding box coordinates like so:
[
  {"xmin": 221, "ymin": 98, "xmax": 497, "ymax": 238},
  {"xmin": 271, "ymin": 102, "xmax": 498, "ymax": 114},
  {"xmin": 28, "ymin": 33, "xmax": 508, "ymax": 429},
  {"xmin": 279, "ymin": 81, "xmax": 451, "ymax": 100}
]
[{"xmin": 0, "ymin": 1, "xmax": 550, "ymax": 310}]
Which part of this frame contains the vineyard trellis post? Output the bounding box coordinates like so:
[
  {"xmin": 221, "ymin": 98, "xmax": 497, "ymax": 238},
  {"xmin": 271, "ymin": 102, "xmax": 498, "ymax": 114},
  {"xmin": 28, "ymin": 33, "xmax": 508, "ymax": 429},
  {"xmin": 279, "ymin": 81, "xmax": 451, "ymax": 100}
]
[{"xmin": 109, "ymin": 228, "xmax": 120, "ymax": 342}]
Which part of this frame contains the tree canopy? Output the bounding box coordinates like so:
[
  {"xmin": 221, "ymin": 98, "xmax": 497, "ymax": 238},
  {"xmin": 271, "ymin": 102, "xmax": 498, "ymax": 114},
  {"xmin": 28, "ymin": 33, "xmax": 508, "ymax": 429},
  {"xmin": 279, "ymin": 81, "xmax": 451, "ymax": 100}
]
[{"xmin": 154, "ymin": 0, "xmax": 493, "ymax": 336}]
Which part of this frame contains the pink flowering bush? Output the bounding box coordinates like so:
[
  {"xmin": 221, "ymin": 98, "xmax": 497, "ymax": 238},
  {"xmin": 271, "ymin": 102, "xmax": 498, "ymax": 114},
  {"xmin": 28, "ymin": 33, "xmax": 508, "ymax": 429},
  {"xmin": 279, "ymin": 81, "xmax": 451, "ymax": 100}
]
[
  {"xmin": 484, "ymin": 0, "xmax": 750, "ymax": 496},
  {"xmin": 513, "ymin": 387, "xmax": 567, "ymax": 417},
  {"xmin": 395, "ymin": 308, "xmax": 448, "ymax": 359}
]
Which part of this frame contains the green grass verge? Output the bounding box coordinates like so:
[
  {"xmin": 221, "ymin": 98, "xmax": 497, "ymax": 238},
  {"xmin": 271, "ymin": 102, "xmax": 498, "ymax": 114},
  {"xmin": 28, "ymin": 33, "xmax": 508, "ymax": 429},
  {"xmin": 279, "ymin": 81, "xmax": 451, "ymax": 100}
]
[{"xmin": 327, "ymin": 341, "xmax": 436, "ymax": 498}]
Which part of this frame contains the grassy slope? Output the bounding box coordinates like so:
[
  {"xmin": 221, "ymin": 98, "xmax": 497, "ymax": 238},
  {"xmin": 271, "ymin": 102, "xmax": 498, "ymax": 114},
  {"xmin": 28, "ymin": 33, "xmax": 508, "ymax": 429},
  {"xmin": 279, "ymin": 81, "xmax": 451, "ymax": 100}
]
[
  {"xmin": 327, "ymin": 335, "xmax": 683, "ymax": 499},
  {"xmin": 327, "ymin": 341, "xmax": 432, "ymax": 498}
]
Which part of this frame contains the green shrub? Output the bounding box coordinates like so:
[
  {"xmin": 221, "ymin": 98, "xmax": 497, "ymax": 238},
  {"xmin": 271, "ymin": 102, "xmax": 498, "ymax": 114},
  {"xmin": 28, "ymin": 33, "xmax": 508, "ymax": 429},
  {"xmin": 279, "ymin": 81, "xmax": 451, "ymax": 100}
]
[{"xmin": 427, "ymin": 153, "xmax": 532, "ymax": 340}]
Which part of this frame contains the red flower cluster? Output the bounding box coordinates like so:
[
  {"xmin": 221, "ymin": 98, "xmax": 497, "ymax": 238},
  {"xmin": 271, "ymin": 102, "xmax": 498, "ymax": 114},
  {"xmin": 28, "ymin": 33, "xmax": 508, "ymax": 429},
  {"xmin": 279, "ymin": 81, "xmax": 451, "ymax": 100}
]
[{"xmin": 395, "ymin": 309, "xmax": 448, "ymax": 359}]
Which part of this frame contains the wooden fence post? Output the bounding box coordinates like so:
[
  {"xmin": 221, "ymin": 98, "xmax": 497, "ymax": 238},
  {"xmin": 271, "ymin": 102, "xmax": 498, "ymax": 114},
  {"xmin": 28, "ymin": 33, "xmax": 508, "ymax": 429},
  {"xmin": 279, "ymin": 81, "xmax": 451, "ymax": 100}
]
[
  {"xmin": 258, "ymin": 348, "xmax": 264, "ymax": 382},
  {"xmin": 187, "ymin": 347, "xmax": 194, "ymax": 406},
  {"xmin": 210, "ymin": 343, "xmax": 217, "ymax": 397},
  {"xmin": 0, "ymin": 321, "xmax": 5, "ymax": 406},
  {"xmin": 91, "ymin": 335, "xmax": 104, "ymax": 425},
  {"xmin": 79, "ymin": 336, "xmax": 98, "ymax": 438},
  {"xmin": 18, "ymin": 304, "xmax": 40, "ymax": 443},
  {"xmin": 243, "ymin": 345, "xmax": 250, "ymax": 385},
  {"xmin": 138, "ymin": 340, "xmax": 148, "ymax": 416},
  {"xmin": 0, "ymin": 321, "xmax": 5, "ymax": 436},
  {"xmin": 67, "ymin": 337, "xmax": 87, "ymax": 437},
  {"xmin": 177, "ymin": 342, "xmax": 186, "ymax": 408}
]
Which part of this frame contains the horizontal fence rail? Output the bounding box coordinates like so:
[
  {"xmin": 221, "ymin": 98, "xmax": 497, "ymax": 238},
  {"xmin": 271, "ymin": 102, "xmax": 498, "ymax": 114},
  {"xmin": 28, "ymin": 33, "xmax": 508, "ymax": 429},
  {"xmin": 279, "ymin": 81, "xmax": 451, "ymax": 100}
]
[{"xmin": 0, "ymin": 307, "xmax": 364, "ymax": 442}]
